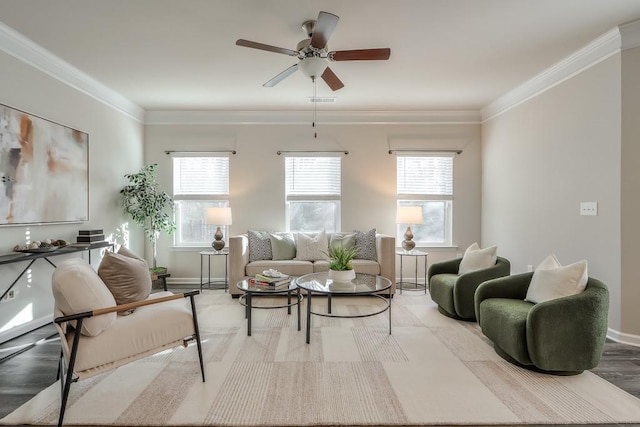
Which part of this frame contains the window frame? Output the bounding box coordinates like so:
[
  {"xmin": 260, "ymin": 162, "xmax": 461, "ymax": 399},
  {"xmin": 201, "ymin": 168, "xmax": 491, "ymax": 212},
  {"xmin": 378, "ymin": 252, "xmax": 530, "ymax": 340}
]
[
  {"xmin": 285, "ymin": 155, "xmax": 342, "ymax": 233},
  {"xmin": 396, "ymin": 154, "xmax": 454, "ymax": 247},
  {"xmin": 171, "ymin": 154, "xmax": 230, "ymax": 248}
]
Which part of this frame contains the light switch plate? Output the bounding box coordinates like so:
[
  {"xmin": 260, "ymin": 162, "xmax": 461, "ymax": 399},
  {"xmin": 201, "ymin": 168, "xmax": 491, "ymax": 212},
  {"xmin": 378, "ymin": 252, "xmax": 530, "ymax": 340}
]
[{"xmin": 580, "ymin": 202, "xmax": 598, "ymax": 216}]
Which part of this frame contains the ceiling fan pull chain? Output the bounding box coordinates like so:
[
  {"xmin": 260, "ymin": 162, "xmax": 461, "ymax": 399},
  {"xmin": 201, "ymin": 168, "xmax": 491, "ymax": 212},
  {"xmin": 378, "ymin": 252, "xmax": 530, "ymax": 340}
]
[{"xmin": 313, "ymin": 77, "xmax": 317, "ymax": 139}]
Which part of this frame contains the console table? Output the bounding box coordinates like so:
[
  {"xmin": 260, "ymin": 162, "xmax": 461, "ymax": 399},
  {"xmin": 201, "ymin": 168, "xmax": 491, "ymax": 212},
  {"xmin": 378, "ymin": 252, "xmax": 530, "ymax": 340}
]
[{"xmin": 0, "ymin": 241, "xmax": 114, "ymax": 302}]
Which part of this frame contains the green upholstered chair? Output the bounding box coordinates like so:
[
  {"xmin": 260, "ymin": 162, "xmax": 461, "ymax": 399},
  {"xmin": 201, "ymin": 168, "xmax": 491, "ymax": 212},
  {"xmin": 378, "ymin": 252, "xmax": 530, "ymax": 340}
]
[
  {"xmin": 428, "ymin": 256, "xmax": 510, "ymax": 320},
  {"xmin": 475, "ymin": 273, "xmax": 609, "ymax": 375}
]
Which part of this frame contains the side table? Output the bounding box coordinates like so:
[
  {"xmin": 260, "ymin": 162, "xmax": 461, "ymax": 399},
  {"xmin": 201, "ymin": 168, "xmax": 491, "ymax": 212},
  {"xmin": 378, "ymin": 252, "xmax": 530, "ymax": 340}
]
[
  {"xmin": 151, "ymin": 272, "xmax": 171, "ymax": 291},
  {"xmin": 200, "ymin": 250, "xmax": 229, "ymax": 291},
  {"xmin": 396, "ymin": 250, "xmax": 428, "ymax": 294}
]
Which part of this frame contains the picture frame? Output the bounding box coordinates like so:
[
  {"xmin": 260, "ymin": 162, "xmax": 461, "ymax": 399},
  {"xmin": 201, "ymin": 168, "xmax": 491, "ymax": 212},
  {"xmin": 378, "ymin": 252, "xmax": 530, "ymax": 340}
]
[{"xmin": 0, "ymin": 103, "xmax": 89, "ymax": 225}]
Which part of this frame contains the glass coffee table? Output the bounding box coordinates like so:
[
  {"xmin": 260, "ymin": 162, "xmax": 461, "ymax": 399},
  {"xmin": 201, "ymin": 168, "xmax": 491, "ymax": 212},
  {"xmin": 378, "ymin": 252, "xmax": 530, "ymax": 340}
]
[
  {"xmin": 295, "ymin": 272, "xmax": 392, "ymax": 344},
  {"xmin": 236, "ymin": 279, "xmax": 302, "ymax": 336}
]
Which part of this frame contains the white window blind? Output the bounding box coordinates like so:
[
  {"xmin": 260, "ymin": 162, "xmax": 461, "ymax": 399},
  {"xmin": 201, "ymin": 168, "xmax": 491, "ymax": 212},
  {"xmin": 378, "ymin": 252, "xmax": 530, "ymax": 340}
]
[
  {"xmin": 397, "ymin": 156, "xmax": 453, "ymax": 196},
  {"xmin": 286, "ymin": 157, "xmax": 341, "ymax": 196},
  {"xmin": 173, "ymin": 157, "xmax": 229, "ymax": 196}
]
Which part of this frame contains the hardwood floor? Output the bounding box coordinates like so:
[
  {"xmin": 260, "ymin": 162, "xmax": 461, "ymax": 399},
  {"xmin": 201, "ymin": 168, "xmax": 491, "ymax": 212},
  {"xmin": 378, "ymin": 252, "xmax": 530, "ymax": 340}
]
[{"xmin": 1, "ymin": 287, "xmax": 640, "ymax": 426}]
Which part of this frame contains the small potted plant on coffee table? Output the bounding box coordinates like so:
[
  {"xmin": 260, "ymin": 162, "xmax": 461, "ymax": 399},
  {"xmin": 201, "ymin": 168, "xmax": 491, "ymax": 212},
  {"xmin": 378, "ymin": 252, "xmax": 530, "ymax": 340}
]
[{"xmin": 325, "ymin": 245, "xmax": 358, "ymax": 282}]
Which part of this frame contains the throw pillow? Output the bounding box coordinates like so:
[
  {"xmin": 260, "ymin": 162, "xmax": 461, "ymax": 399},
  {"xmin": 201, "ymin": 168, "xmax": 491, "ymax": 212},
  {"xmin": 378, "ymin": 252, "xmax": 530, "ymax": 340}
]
[
  {"xmin": 270, "ymin": 232, "xmax": 296, "ymax": 260},
  {"xmin": 458, "ymin": 242, "xmax": 498, "ymax": 275},
  {"xmin": 97, "ymin": 249, "xmax": 152, "ymax": 307},
  {"xmin": 353, "ymin": 228, "xmax": 377, "ymax": 261},
  {"xmin": 330, "ymin": 233, "xmax": 356, "ymax": 251},
  {"xmin": 52, "ymin": 258, "xmax": 116, "ymax": 336},
  {"xmin": 295, "ymin": 231, "xmax": 329, "ymax": 261},
  {"xmin": 248, "ymin": 230, "xmax": 273, "ymax": 262},
  {"xmin": 525, "ymin": 255, "xmax": 588, "ymax": 304}
]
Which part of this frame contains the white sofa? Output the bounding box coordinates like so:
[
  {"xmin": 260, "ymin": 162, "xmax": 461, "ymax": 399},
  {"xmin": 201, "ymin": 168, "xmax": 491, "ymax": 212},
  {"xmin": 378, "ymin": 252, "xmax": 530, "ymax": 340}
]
[{"xmin": 229, "ymin": 232, "xmax": 396, "ymax": 297}]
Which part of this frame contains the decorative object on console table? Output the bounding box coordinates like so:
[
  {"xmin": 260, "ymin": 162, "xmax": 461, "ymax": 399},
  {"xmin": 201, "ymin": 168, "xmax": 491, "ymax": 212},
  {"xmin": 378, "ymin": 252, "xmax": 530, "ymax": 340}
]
[
  {"xmin": 206, "ymin": 207, "xmax": 232, "ymax": 251},
  {"xmin": 396, "ymin": 205, "xmax": 423, "ymax": 251},
  {"xmin": 76, "ymin": 231, "xmax": 105, "ymax": 244}
]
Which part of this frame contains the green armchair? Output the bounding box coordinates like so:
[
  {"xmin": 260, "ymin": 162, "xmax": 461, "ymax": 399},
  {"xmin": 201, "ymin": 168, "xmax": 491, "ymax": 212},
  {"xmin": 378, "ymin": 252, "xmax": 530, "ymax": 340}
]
[
  {"xmin": 475, "ymin": 273, "xmax": 609, "ymax": 375},
  {"xmin": 428, "ymin": 256, "xmax": 511, "ymax": 320}
]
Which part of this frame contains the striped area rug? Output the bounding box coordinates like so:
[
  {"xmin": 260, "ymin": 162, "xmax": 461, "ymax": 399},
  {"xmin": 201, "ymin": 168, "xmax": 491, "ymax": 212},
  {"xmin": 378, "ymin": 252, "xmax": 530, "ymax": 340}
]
[{"xmin": 3, "ymin": 290, "xmax": 640, "ymax": 426}]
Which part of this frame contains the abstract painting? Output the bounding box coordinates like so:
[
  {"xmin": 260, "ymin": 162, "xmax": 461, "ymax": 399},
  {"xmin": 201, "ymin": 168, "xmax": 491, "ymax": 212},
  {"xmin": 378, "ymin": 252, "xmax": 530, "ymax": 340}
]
[{"xmin": 0, "ymin": 103, "xmax": 88, "ymax": 225}]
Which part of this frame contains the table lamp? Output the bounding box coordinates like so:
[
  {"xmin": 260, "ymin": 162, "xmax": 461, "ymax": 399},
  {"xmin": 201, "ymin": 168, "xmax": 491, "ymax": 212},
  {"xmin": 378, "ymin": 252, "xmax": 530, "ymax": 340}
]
[
  {"xmin": 396, "ymin": 206, "xmax": 423, "ymax": 251},
  {"xmin": 206, "ymin": 207, "xmax": 232, "ymax": 251}
]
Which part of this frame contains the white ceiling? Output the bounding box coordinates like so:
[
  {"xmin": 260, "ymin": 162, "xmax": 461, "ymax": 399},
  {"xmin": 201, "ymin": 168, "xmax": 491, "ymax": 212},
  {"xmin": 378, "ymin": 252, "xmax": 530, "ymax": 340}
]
[{"xmin": 1, "ymin": 0, "xmax": 640, "ymax": 112}]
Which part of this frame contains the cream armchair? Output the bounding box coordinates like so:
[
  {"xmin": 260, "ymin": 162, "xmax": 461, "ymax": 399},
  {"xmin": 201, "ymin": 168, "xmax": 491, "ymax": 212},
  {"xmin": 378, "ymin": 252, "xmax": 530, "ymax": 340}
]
[{"xmin": 52, "ymin": 259, "xmax": 205, "ymax": 427}]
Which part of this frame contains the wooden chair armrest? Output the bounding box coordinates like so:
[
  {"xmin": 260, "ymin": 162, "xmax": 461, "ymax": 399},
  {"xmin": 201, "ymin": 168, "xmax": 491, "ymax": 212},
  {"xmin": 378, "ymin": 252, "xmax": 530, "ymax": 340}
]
[{"xmin": 54, "ymin": 290, "xmax": 200, "ymax": 324}]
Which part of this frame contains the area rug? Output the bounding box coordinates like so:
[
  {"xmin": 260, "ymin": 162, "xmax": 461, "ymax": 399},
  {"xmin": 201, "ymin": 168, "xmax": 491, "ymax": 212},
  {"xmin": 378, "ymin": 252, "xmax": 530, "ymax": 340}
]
[{"xmin": 3, "ymin": 290, "xmax": 640, "ymax": 426}]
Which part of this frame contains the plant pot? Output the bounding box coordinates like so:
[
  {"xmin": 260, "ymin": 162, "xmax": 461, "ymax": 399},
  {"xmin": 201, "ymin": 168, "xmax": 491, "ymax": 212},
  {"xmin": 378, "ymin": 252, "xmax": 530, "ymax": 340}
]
[{"xmin": 327, "ymin": 269, "xmax": 356, "ymax": 282}]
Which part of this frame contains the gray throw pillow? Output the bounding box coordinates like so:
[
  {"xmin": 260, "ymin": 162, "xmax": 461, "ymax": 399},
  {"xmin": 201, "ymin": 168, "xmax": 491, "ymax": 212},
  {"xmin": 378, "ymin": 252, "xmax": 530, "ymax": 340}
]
[
  {"xmin": 353, "ymin": 228, "xmax": 377, "ymax": 261},
  {"xmin": 270, "ymin": 233, "xmax": 296, "ymax": 260},
  {"xmin": 248, "ymin": 230, "xmax": 272, "ymax": 262}
]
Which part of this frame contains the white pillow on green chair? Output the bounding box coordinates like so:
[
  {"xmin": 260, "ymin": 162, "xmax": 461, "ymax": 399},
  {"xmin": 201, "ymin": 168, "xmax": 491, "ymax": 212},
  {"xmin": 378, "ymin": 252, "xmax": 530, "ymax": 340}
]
[
  {"xmin": 458, "ymin": 242, "xmax": 497, "ymax": 275},
  {"xmin": 525, "ymin": 254, "xmax": 588, "ymax": 303}
]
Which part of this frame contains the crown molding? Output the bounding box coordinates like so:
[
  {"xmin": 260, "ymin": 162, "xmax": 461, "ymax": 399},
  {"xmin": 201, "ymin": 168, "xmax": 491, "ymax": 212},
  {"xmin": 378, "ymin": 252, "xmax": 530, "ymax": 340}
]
[
  {"xmin": 482, "ymin": 27, "xmax": 622, "ymax": 122},
  {"xmin": 144, "ymin": 109, "xmax": 482, "ymax": 125},
  {"xmin": 620, "ymin": 19, "xmax": 640, "ymax": 51},
  {"xmin": 0, "ymin": 22, "xmax": 144, "ymax": 122}
]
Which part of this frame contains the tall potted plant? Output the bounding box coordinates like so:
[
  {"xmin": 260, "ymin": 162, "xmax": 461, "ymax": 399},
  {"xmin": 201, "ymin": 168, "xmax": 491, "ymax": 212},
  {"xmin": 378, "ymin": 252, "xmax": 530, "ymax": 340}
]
[{"xmin": 120, "ymin": 163, "xmax": 175, "ymax": 270}]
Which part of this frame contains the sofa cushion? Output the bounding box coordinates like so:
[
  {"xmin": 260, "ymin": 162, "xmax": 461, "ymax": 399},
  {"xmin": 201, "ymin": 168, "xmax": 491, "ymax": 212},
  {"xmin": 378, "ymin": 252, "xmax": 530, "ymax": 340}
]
[
  {"xmin": 270, "ymin": 233, "xmax": 296, "ymax": 260},
  {"xmin": 295, "ymin": 231, "xmax": 329, "ymax": 261},
  {"xmin": 98, "ymin": 249, "xmax": 152, "ymax": 308},
  {"xmin": 479, "ymin": 298, "xmax": 534, "ymax": 365},
  {"xmin": 246, "ymin": 260, "xmax": 314, "ymax": 278},
  {"xmin": 458, "ymin": 242, "xmax": 497, "ymax": 275},
  {"xmin": 248, "ymin": 230, "xmax": 273, "ymax": 262},
  {"xmin": 52, "ymin": 258, "xmax": 117, "ymax": 337},
  {"xmin": 354, "ymin": 228, "xmax": 377, "ymax": 261},
  {"xmin": 525, "ymin": 255, "xmax": 588, "ymax": 304}
]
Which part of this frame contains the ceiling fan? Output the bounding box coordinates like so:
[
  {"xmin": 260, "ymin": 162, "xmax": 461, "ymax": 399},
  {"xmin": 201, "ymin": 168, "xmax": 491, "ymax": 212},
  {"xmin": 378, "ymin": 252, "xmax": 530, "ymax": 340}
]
[{"xmin": 235, "ymin": 11, "xmax": 391, "ymax": 91}]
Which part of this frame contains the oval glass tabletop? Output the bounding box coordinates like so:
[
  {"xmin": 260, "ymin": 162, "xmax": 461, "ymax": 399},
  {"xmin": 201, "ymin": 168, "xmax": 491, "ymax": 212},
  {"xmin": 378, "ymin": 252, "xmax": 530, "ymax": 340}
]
[{"xmin": 295, "ymin": 272, "xmax": 391, "ymax": 295}]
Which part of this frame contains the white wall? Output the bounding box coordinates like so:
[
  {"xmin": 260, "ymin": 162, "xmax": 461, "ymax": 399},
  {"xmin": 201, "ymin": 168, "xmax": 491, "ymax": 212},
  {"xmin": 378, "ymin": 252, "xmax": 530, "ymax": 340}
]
[
  {"xmin": 621, "ymin": 45, "xmax": 640, "ymax": 336},
  {"xmin": 0, "ymin": 51, "xmax": 144, "ymax": 342},
  {"xmin": 481, "ymin": 55, "xmax": 623, "ymax": 331},
  {"xmin": 144, "ymin": 120, "xmax": 482, "ymax": 284}
]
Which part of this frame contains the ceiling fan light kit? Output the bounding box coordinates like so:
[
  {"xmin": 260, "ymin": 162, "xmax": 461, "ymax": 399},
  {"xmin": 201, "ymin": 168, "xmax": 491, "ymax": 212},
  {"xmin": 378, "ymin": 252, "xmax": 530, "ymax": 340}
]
[{"xmin": 235, "ymin": 11, "xmax": 391, "ymax": 91}]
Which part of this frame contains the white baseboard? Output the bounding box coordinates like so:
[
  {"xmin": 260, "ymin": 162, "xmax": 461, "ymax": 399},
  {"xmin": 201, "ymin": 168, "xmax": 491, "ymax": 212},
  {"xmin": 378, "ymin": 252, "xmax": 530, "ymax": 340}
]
[
  {"xmin": 0, "ymin": 314, "xmax": 53, "ymax": 344},
  {"xmin": 607, "ymin": 328, "xmax": 640, "ymax": 347}
]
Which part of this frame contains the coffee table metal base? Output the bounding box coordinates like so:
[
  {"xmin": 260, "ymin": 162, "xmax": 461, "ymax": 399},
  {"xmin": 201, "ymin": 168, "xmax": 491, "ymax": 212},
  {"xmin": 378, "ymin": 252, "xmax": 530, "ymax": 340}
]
[
  {"xmin": 304, "ymin": 292, "xmax": 391, "ymax": 344},
  {"xmin": 237, "ymin": 288, "xmax": 302, "ymax": 336}
]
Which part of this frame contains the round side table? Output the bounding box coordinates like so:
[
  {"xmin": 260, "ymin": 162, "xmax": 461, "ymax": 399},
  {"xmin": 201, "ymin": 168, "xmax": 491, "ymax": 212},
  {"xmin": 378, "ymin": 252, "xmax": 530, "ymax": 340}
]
[{"xmin": 396, "ymin": 250, "xmax": 428, "ymax": 294}]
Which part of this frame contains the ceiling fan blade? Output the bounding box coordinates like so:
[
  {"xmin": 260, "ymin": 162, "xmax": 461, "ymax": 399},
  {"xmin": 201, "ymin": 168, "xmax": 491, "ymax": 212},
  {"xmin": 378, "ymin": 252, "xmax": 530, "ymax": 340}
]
[
  {"xmin": 321, "ymin": 67, "xmax": 344, "ymax": 91},
  {"xmin": 309, "ymin": 11, "xmax": 339, "ymax": 49},
  {"xmin": 236, "ymin": 39, "xmax": 298, "ymax": 56},
  {"xmin": 330, "ymin": 48, "xmax": 391, "ymax": 61},
  {"xmin": 263, "ymin": 64, "xmax": 299, "ymax": 87}
]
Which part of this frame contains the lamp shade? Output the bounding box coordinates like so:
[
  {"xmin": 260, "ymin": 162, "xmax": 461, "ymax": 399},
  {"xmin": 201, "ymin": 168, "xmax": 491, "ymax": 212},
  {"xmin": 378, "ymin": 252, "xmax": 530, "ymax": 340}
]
[
  {"xmin": 206, "ymin": 207, "xmax": 232, "ymax": 226},
  {"xmin": 298, "ymin": 56, "xmax": 328, "ymax": 79},
  {"xmin": 396, "ymin": 206, "xmax": 423, "ymax": 224}
]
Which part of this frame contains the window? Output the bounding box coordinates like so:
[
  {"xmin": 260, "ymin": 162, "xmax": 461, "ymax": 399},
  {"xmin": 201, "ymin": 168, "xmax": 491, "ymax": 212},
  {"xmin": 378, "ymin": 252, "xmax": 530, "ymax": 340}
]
[
  {"xmin": 397, "ymin": 155, "xmax": 453, "ymax": 246},
  {"xmin": 172, "ymin": 155, "xmax": 229, "ymax": 246},
  {"xmin": 285, "ymin": 156, "xmax": 341, "ymax": 232}
]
